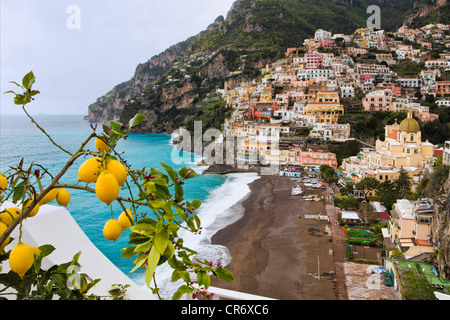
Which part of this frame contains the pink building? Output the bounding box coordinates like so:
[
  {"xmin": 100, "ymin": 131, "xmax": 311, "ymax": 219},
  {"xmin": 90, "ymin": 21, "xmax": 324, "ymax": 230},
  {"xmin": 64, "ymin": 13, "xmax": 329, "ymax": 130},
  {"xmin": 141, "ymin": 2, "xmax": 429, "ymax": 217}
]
[
  {"xmin": 305, "ymin": 53, "xmax": 324, "ymax": 69},
  {"xmin": 292, "ymin": 149, "xmax": 338, "ymax": 169},
  {"xmin": 377, "ymin": 83, "xmax": 402, "ymax": 97},
  {"xmin": 362, "ymin": 89, "xmax": 393, "ymax": 111},
  {"xmin": 359, "ymin": 74, "xmax": 374, "ymax": 85},
  {"xmin": 321, "ymin": 39, "xmax": 336, "ymax": 48}
]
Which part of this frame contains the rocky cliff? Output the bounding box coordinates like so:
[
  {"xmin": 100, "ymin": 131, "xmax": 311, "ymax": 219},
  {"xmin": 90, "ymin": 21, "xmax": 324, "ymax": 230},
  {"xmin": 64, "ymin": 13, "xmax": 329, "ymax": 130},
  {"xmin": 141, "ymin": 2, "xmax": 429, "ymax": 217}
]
[
  {"xmin": 432, "ymin": 173, "xmax": 450, "ymax": 280},
  {"xmin": 85, "ymin": 0, "xmax": 445, "ymax": 130},
  {"xmin": 86, "ymin": 37, "xmax": 195, "ymax": 123}
]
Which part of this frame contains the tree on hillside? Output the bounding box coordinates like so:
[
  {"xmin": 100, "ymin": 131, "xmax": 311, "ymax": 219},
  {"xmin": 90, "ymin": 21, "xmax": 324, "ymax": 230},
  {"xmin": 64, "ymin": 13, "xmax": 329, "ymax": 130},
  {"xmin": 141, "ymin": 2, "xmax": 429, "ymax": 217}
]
[
  {"xmin": 376, "ymin": 180, "xmax": 397, "ymax": 210},
  {"xmin": 394, "ymin": 168, "xmax": 413, "ymax": 200},
  {"xmin": 355, "ymin": 177, "xmax": 379, "ymax": 202}
]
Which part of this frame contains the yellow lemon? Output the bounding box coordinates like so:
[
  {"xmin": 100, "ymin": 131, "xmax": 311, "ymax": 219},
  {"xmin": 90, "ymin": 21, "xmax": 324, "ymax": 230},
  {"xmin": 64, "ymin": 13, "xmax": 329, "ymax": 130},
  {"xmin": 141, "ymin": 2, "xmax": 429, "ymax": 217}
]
[
  {"xmin": 0, "ymin": 222, "xmax": 10, "ymax": 251},
  {"xmin": 118, "ymin": 209, "xmax": 133, "ymax": 230},
  {"xmin": 56, "ymin": 188, "xmax": 71, "ymax": 207},
  {"xmin": 0, "ymin": 208, "xmax": 21, "ymax": 226},
  {"xmin": 9, "ymin": 243, "xmax": 35, "ymax": 278},
  {"xmin": 0, "ymin": 174, "xmax": 8, "ymax": 194},
  {"xmin": 41, "ymin": 188, "xmax": 58, "ymax": 204},
  {"xmin": 103, "ymin": 219, "xmax": 122, "ymax": 241},
  {"xmin": 95, "ymin": 138, "xmax": 110, "ymax": 153},
  {"xmin": 78, "ymin": 157, "xmax": 103, "ymax": 184},
  {"xmin": 23, "ymin": 199, "xmax": 40, "ymax": 218},
  {"xmin": 106, "ymin": 159, "xmax": 127, "ymax": 187},
  {"xmin": 95, "ymin": 170, "xmax": 119, "ymax": 205},
  {"xmin": 30, "ymin": 246, "xmax": 41, "ymax": 257}
]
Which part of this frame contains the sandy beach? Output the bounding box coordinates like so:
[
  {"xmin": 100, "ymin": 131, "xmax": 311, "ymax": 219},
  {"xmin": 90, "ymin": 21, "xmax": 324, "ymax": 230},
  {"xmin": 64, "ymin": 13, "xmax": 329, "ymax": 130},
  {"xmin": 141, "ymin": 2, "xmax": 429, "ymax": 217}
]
[{"xmin": 211, "ymin": 173, "xmax": 339, "ymax": 300}]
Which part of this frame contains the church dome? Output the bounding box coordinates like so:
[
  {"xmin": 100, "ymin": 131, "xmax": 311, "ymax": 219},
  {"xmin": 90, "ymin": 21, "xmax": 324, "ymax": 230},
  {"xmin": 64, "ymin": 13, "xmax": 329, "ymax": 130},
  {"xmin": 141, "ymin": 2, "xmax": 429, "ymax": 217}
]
[{"xmin": 399, "ymin": 111, "xmax": 420, "ymax": 133}]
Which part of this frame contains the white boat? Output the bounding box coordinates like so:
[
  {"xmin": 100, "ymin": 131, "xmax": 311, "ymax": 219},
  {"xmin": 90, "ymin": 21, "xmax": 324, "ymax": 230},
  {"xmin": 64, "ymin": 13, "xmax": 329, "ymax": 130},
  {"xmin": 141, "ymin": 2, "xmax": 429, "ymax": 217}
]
[{"xmin": 291, "ymin": 186, "xmax": 303, "ymax": 196}]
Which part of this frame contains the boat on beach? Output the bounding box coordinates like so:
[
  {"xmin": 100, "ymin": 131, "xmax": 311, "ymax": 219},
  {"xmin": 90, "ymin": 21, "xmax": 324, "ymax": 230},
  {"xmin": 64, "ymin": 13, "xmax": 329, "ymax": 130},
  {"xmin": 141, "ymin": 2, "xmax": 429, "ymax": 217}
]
[{"xmin": 291, "ymin": 185, "xmax": 303, "ymax": 196}]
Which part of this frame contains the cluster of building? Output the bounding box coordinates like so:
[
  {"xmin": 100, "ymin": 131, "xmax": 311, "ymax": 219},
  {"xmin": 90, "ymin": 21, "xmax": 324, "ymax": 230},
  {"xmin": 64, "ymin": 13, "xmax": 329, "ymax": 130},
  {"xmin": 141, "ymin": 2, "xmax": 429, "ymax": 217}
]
[
  {"xmin": 218, "ymin": 23, "xmax": 449, "ymax": 172},
  {"xmin": 210, "ymin": 24, "xmax": 450, "ymax": 268}
]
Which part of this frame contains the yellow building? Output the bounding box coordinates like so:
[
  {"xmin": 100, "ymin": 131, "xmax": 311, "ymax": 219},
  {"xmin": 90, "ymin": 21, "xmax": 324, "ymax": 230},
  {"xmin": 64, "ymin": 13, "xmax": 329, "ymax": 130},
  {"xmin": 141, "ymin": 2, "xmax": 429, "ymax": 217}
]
[
  {"xmin": 316, "ymin": 91, "xmax": 340, "ymax": 103},
  {"xmin": 364, "ymin": 111, "xmax": 437, "ymax": 169},
  {"xmin": 304, "ymin": 102, "xmax": 344, "ymax": 123}
]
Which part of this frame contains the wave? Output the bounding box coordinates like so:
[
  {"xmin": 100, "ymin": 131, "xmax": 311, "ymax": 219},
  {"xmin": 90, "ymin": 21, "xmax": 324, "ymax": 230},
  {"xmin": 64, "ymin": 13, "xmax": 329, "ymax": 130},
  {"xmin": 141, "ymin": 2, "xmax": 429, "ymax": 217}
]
[{"xmin": 133, "ymin": 172, "xmax": 260, "ymax": 299}]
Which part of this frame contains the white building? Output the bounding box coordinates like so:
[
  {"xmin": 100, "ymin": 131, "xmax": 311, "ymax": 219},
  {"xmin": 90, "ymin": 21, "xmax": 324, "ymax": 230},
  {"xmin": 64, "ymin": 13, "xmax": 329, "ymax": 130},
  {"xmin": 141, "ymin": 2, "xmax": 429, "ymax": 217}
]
[
  {"xmin": 309, "ymin": 123, "xmax": 351, "ymax": 142},
  {"xmin": 436, "ymin": 99, "xmax": 450, "ymax": 107},
  {"xmin": 297, "ymin": 68, "xmax": 335, "ymax": 81},
  {"xmin": 397, "ymin": 77, "xmax": 422, "ymax": 88},
  {"xmin": 444, "ymin": 141, "xmax": 450, "ymax": 166},
  {"xmin": 339, "ymin": 84, "xmax": 355, "ymax": 98},
  {"xmin": 315, "ymin": 29, "xmax": 332, "ymax": 42}
]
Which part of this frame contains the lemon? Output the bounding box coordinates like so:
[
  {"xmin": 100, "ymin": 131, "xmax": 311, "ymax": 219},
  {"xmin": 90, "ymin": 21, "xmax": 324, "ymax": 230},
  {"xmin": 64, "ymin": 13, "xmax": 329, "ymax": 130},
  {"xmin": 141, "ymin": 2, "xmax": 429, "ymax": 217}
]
[
  {"xmin": 78, "ymin": 157, "xmax": 103, "ymax": 184},
  {"xmin": 41, "ymin": 188, "xmax": 58, "ymax": 204},
  {"xmin": 0, "ymin": 222, "xmax": 10, "ymax": 251},
  {"xmin": 95, "ymin": 138, "xmax": 110, "ymax": 153},
  {"xmin": 56, "ymin": 188, "xmax": 71, "ymax": 207},
  {"xmin": 0, "ymin": 208, "xmax": 21, "ymax": 226},
  {"xmin": 103, "ymin": 219, "xmax": 122, "ymax": 241},
  {"xmin": 30, "ymin": 246, "xmax": 41, "ymax": 257},
  {"xmin": 23, "ymin": 199, "xmax": 40, "ymax": 218},
  {"xmin": 9, "ymin": 242, "xmax": 35, "ymax": 278},
  {"xmin": 106, "ymin": 159, "xmax": 127, "ymax": 187},
  {"xmin": 0, "ymin": 174, "xmax": 7, "ymax": 194},
  {"xmin": 118, "ymin": 209, "xmax": 133, "ymax": 230},
  {"xmin": 95, "ymin": 170, "xmax": 119, "ymax": 205}
]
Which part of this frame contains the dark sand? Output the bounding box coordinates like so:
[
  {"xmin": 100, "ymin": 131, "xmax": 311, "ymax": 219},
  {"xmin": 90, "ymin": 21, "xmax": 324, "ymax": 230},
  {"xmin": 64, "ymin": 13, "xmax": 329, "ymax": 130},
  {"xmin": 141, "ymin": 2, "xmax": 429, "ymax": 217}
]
[{"xmin": 211, "ymin": 174, "xmax": 339, "ymax": 300}]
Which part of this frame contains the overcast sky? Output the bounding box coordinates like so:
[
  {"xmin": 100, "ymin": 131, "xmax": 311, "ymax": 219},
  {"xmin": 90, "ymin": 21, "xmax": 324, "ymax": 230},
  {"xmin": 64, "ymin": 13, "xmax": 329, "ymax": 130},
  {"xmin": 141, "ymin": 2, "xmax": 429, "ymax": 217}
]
[{"xmin": 1, "ymin": 0, "xmax": 236, "ymax": 115}]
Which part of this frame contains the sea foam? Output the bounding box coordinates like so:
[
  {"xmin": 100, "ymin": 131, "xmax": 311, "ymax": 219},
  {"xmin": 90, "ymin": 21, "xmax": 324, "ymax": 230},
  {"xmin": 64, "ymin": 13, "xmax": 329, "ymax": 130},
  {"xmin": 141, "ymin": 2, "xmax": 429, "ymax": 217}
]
[{"xmin": 135, "ymin": 172, "xmax": 259, "ymax": 299}]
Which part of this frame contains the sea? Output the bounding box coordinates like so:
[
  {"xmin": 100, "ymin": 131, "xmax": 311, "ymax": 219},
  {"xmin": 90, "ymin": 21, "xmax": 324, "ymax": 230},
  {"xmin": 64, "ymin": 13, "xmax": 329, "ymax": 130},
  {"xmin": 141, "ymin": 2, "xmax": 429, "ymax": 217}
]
[{"xmin": 0, "ymin": 114, "xmax": 258, "ymax": 298}]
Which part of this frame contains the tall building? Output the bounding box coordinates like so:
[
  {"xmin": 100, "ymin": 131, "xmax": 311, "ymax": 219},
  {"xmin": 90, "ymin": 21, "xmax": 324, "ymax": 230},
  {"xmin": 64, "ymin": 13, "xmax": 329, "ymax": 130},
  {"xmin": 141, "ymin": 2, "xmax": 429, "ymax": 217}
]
[{"xmin": 364, "ymin": 111, "xmax": 436, "ymax": 169}]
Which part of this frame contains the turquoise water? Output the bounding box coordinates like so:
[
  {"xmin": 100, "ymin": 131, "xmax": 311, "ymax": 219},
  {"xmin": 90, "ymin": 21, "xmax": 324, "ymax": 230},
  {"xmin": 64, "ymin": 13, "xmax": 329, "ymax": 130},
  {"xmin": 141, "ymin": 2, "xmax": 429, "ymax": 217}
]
[{"xmin": 0, "ymin": 115, "xmax": 229, "ymax": 286}]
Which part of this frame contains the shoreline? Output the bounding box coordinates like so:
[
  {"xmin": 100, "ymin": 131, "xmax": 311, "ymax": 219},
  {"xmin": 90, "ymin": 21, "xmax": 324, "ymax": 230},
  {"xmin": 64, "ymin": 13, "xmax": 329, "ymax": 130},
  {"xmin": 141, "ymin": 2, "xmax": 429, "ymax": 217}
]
[{"xmin": 210, "ymin": 173, "xmax": 339, "ymax": 300}]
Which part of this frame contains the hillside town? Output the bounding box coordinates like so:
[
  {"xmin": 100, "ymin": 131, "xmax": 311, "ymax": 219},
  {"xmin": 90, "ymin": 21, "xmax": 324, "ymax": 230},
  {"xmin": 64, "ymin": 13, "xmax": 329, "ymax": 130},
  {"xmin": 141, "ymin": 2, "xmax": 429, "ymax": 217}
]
[{"xmin": 212, "ymin": 23, "xmax": 450, "ymax": 299}]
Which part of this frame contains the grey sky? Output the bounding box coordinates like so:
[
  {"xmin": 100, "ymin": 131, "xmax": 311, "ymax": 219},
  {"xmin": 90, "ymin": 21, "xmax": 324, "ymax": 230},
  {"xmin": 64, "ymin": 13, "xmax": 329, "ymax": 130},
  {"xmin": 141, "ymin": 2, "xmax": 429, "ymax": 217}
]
[{"xmin": 1, "ymin": 0, "xmax": 236, "ymax": 115}]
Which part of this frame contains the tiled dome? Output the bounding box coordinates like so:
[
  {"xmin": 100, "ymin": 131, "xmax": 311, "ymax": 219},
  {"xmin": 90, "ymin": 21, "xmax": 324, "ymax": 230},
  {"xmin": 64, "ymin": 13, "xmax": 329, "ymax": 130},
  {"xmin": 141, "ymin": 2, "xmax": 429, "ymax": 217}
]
[{"xmin": 399, "ymin": 112, "xmax": 420, "ymax": 133}]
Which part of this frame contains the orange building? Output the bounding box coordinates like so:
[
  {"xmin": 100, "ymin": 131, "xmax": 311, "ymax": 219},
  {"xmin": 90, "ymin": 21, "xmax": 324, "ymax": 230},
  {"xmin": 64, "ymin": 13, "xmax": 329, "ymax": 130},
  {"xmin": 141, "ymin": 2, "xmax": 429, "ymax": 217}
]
[{"xmin": 435, "ymin": 81, "xmax": 450, "ymax": 97}]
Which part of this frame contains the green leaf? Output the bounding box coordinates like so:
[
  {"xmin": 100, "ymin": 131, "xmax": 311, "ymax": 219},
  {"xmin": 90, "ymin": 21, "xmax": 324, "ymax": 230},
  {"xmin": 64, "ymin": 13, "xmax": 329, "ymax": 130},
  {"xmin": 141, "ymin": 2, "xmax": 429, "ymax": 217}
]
[
  {"xmin": 174, "ymin": 206, "xmax": 187, "ymax": 222},
  {"xmin": 129, "ymin": 254, "xmax": 147, "ymax": 273},
  {"xmin": 8, "ymin": 81, "xmax": 22, "ymax": 88},
  {"xmin": 173, "ymin": 285, "xmax": 193, "ymax": 300},
  {"xmin": 191, "ymin": 199, "xmax": 201, "ymax": 209},
  {"xmin": 110, "ymin": 120, "xmax": 123, "ymax": 133},
  {"xmin": 14, "ymin": 94, "xmax": 27, "ymax": 105},
  {"xmin": 128, "ymin": 113, "xmax": 146, "ymax": 128},
  {"xmin": 197, "ymin": 270, "xmax": 211, "ymax": 289},
  {"xmin": 131, "ymin": 222, "xmax": 155, "ymax": 232},
  {"xmin": 22, "ymin": 71, "xmax": 36, "ymax": 90},
  {"xmin": 145, "ymin": 246, "xmax": 160, "ymax": 287},
  {"xmin": 215, "ymin": 268, "xmax": 235, "ymax": 282},
  {"xmin": 149, "ymin": 199, "xmax": 166, "ymax": 209},
  {"xmin": 154, "ymin": 229, "xmax": 169, "ymax": 255},
  {"xmin": 174, "ymin": 183, "xmax": 184, "ymax": 202},
  {"xmin": 12, "ymin": 185, "xmax": 25, "ymax": 203},
  {"xmin": 178, "ymin": 167, "xmax": 188, "ymax": 178},
  {"xmin": 121, "ymin": 247, "xmax": 137, "ymax": 258},
  {"xmin": 165, "ymin": 241, "xmax": 175, "ymax": 259},
  {"xmin": 102, "ymin": 124, "xmax": 111, "ymax": 136},
  {"xmin": 160, "ymin": 163, "xmax": 178, "ymax": 182},
  {"xmin": 193, "ymin": 214, "xmax": 201, "ymax": 230},
  {"xmin": 133, "ymin": 240, "xmax": 153, "ymax": 253}
]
